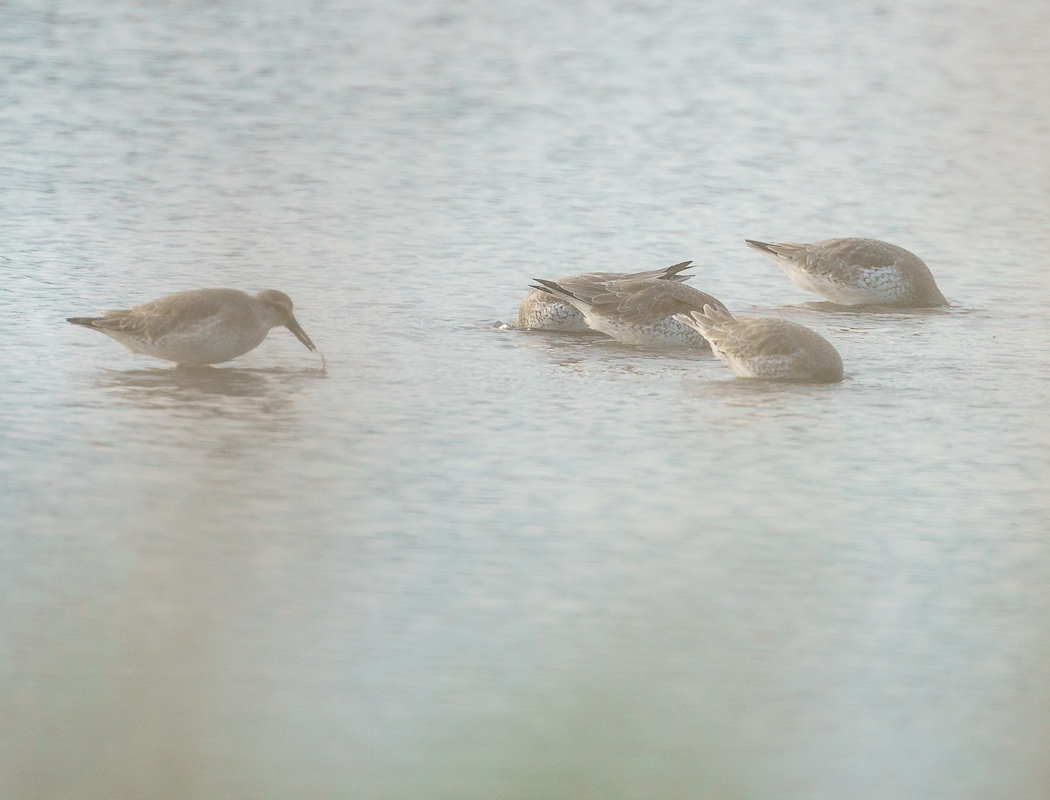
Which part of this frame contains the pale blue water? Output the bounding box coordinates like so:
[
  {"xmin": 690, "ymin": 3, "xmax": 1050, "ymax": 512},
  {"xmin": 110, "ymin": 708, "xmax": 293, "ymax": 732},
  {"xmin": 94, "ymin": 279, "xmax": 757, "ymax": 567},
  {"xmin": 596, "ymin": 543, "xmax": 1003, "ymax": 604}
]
[{"xmin": 2, "ymin": 1, "xmax": 1049, "ymax": 798}]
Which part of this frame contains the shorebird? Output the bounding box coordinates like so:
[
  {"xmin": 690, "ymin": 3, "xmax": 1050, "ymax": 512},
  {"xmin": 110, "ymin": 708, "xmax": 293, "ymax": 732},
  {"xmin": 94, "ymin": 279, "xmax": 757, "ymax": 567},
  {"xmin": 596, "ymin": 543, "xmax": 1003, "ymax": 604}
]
[
  {"xmin": 68, "ymin": 288, "xmax": 321, "ymax": 366},
  {"xmin": 516, "ymin": 261, "xmax": 694, "ymax": 331},
  {"xmin": 674, "ymin": 305, "xmax": 843, "ymax": 383},
  {"xmin": 531, "ymin": 274, "xmax": 728, "ymax": 348},
  {"xmin": 745, "ymin": 238, "xmax": 947, "ymax": 307}
]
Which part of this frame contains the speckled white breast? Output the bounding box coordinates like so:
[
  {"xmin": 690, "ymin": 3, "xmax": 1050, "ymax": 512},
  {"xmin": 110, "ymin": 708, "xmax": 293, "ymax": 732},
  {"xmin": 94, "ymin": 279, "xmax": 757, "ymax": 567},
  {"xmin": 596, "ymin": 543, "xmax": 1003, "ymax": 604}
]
[
  {"xmin": 783, "ymin": 264, "xmax": 907, "ymax": 305},
  {"xmin": 516, "ymin": 291, "xmax": 591, "ymax": 332},
  {"xmin": 582, "ymin": 312, "xmax": 709, "ymax": 348}
]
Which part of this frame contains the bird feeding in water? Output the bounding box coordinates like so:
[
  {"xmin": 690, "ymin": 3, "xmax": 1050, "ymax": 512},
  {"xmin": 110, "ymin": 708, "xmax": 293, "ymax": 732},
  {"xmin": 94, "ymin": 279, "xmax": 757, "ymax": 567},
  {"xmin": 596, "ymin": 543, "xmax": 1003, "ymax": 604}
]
[
  {"xmin": 745, "ymin": 237, "xmax": 947, "ymax": 308},
  {"xmin": 530, "ymin": 273, "xmax": 728, "ymax": 349},
  {"xmin": 673, "ymin": 305, "xmax": 843, "ymax": 383},
  {"xmin": 68, "ymin": 288, "xmax": 324, "ymax": 368},
  {"xmin": 516, "ymin": 261, "xmax": 695, "ymax": 331}
]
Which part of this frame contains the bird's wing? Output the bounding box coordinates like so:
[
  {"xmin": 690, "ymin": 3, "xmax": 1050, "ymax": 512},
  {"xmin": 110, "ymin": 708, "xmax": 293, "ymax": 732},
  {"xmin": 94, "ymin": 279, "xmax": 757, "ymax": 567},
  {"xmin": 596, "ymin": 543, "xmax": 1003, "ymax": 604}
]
[
  {"xmin": 717, "ymin": 317, "xmax": 811, "ymax": 359},
  {"xmin": 805, "ymin": 239, "xmax": 904, "ymax": 280},
  {"xmin": 557, "ymin": 260, "xmax": 694, "ymax": 286},
  {"xmin": 591, "ymin": 279, "xmax": 727, "ymax": 325},
  {"xmin": 88, "ymin": 289, "xmax": 244, "ymax": 339}
]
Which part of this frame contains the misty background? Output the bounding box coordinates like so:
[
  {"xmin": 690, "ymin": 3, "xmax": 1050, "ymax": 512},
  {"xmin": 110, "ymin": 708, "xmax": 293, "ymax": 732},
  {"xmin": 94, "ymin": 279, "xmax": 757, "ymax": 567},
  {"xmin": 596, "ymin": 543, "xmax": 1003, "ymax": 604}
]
[{"xmin": 1, "ymin": 1, "xmax": 1049, "ymax": 798}]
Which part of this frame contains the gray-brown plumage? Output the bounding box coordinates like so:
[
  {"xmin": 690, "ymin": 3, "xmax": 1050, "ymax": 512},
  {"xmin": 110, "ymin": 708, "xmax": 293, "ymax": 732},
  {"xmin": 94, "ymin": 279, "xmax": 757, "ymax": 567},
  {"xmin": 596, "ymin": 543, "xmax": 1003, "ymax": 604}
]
[
  {"xmin": 68, "ymin": 288, "xmax": 320, "ymax": 366},
  {"xmin": 745, "ymin": 237, "xmax": 946, "ymax": 307},
  {"xmin": 531, "ymin": 275, "xmax": 728, "ymax": 348},
  {"xmin": 673, "ymin": 305, "xmax": 843, "ymax": 382},
  {"xmin": 516, "ymin": 261, "xmax": 694, "ymax": 331}
]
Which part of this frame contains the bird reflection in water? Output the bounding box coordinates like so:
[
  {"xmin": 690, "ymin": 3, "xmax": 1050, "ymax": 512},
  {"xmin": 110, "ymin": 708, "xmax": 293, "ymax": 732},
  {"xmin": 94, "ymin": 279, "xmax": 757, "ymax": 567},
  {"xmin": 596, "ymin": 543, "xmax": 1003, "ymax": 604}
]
[{"xmin": 101, "ymin": 365, "xmax": 326, "ymax": 407}]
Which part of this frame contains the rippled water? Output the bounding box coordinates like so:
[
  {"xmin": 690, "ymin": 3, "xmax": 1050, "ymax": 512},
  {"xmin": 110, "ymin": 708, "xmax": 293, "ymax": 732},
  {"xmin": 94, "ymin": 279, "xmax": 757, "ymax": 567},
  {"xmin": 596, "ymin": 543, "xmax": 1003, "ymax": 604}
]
[{"xmin": 2, "ymin": 1, "xmax": 1049, "ymax": 798}]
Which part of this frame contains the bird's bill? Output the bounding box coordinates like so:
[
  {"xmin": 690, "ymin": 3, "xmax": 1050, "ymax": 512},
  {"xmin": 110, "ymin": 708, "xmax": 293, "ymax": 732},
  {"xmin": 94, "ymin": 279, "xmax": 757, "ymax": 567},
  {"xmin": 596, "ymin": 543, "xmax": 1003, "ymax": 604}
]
[{"xmin": 285, "ymin": 317, "xmax": 317, "ymax": 351}]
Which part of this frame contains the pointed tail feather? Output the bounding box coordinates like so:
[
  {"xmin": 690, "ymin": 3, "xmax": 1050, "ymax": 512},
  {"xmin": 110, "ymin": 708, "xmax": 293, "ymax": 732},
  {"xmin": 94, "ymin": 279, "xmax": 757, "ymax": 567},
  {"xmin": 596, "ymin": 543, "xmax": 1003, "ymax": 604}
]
[
  {"xmin": 67, "ymin": 316, "xmax": 101, "ymax": 328},
  {"xmin": 532, "ymin": 278, "xmax": 590, "ymax": 305},
  {"xmin": 699, "ymin": 303, "xmax": 735, "ymax": 324},
  {"xmin": 673, "ymin": 304, "xmax": 736, "ymax": 340},
  {"xmin": 660, "ymin": 260, "xmax": 694, "ymax": 280},
  {"xmin": 746, "ymin": 239, "xmax": 809, "ymax": 262},
  {"xmin": 744, "ymin": 239, "xmax": 776, "ymax": 255}
]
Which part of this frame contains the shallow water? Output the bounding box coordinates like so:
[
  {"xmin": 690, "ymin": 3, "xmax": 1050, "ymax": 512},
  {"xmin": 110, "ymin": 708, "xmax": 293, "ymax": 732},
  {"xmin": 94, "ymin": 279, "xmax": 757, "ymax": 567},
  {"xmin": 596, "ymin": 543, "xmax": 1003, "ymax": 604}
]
[{"xmin": 2, "ymin": 1, "xmax": 1050, "ymax": 798}]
